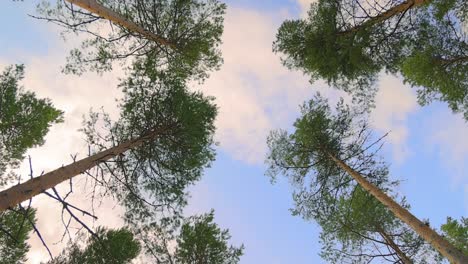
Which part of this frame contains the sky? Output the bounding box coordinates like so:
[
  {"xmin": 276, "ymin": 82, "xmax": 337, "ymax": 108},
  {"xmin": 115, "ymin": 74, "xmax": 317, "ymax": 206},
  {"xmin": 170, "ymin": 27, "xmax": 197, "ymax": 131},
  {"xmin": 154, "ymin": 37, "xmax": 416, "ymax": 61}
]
[{"xmin": 0, "ymin": 0, "xmax": 467, "ymax": 263}]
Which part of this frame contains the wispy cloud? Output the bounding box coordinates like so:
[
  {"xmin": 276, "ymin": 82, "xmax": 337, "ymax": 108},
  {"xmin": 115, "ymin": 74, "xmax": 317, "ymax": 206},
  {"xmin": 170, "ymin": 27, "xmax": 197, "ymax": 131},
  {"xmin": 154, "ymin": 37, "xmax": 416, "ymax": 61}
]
[
  {"xmin": 370, "ymin": 74, "xmax": 418, "ymax": 164},
  {"xmin": 2, "ymin": 1, "xmax": 447, "ymax": 263},
  {"xmin": 2, "ymin": 38, "xmax": 124, "ymax": 263},
  {"xmin": 421, "ymin": 109, "xmax": 468, "ymax": 213},
  {"xmin": 197, "ymin": 7, "xmax": 343, "ymax": 164},
  {"xmin": 296, "ymin": 0, "xmax": 317, "ymax": 17}
]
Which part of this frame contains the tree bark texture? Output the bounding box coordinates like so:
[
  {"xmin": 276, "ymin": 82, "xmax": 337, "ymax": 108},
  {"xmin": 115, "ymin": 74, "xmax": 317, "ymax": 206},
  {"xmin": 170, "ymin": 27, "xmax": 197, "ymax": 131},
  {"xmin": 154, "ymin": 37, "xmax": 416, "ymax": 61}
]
[
  {"xmin": 338, "ymin": 0, "xmax": 429, "ymax": 35},
  {"xmin": 66, "ymin": 0, "xmax": 176, "ymax": 49},
  {"xmin": 328, "ymin": 153, "xmax": 468, "ymax": 264},
  {"xmin": 0, "ymin": 127, "xmax": 166, "ymax": 212}
]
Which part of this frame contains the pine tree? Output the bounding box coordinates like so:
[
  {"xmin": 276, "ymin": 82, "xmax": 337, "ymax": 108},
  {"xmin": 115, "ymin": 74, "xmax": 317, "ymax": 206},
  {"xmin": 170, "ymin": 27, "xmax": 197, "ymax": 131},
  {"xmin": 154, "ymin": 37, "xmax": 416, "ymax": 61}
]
[
  {"xmin": 0, "ymin": 65, "xmax": 63, "ymax": 185},
  {"xmin": 318, "ymin": 186, "xmax": 440, "ymax": 263},
  {"xmin": 36, "ymin": 0, "xmax": 226, "ymax": 81},
  {"xmin": 132, "ymin": 210, "xmax": 243, "ymax": 264},
  {"xmin": 0, "ymin": 61, "xmax": 217, "ymax": 222},
  {"xmin": 64, "ymin": 0, "xmax": 177, "ymax": 49},
  {"xmin": 0, "ymin": 208, "xmax": 36, "ymax": 264},
  {"xmin": 46, "ymin": 227, "xmax": 141, "ymax": 264},
  {"xmin": 0, "ymin": 64, "xmax": 63, "ymax": 263},
  {"xmin": 175, "ymin": 210, "xmax": 244, "ymax": 264},
  {"xmin": 440, "ymin": 217, "xmax": 468, "ymax": 257},
  {"xmin": 274, "ymin": 0, "xmax": 467, "ymax": 118},
  {"xmin": 266, "ymin": 94, "xmax": 467, "ymax": 263}
]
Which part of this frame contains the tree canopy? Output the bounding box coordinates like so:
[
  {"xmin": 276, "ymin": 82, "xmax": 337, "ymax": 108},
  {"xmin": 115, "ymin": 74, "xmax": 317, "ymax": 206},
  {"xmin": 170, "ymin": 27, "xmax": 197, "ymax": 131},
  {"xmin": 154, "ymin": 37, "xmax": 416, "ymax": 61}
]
[
  {"xmin": 36, "ymin": 0, "xmax": 226, "ymax": 81},
  {"xmin": 274, "ymin": 0, "xmax": 468, "ymax": 117},
  {"xmin": 440, "ymin": 217, "xmax": 468, "ymax": 256},
  {"xmin": 0, "ymin": 2, "xmax": 243, "ymax": 263},
  {"xmin": 266, "ymin": 94, "xmax": 460, "ymax": 263},
  {"xmin": 132, "ymin": 210, "xmax": 243, "ymax": 264},
  {"xmin": 3, "ymin": 0, "xmax": 467, "ymax": 263},
  {"xmin": 175, "ymin": 210, "xmax": 244, "ymax": 264},
  {"xmin": 318, "ymin": 186, "xmax": 439, "ymax": 263},
  {"xmin": 46, "ymin": 227, "xmax": 141, "ymax": 264},
  {"xmin": 0, "ymin": 65, "xmax": 63, "ymax": 184},
  {"xmin": 0, "ymin": 208, "xmax": 36, "ymax": 264},
  {"xmin": 0, "ymin": 64, "xmax": 63, "ymax": 263},
  {"xmin": 81, "ymin": 60, "xmax": 217, "ymax": 223}
]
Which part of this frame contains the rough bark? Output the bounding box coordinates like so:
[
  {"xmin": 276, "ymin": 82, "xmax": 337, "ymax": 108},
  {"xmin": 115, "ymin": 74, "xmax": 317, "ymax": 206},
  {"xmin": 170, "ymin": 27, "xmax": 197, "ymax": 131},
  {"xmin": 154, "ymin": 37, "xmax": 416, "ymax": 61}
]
[
  {"xmin": 66, "ymin": 0, "xmax": 176, "ymax": 49},
  {"xmin": 0, "ymin": 127, "xmax": 167, "ymax": 212},
  {"xmin": 328, "ymin": 153, "xmax": 468, "ymax": 264},
  {"xmin": 338, "ymin": 0, "xmax": 429, "ymax": 35},
  {"xmin": 376, "ymin": 226, "xmax": 413, "ymax": 264}
]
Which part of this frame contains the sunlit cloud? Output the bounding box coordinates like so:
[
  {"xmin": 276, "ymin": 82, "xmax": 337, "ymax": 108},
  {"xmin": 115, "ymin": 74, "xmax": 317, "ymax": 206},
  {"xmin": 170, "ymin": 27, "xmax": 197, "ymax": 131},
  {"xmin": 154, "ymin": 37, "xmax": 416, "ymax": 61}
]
[
  {"xmin": 196, "ymin": 7, "xmax": 343, "ymax": 164},
  {"xmin": 370, "ymin": 74, "xmax": 418, "ymax": 164}
]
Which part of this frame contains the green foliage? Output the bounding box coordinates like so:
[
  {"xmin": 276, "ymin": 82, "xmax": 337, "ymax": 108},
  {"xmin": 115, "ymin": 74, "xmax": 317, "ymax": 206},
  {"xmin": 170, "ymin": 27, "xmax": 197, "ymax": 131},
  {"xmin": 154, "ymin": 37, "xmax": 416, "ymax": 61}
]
[
  {"xmin": 318, "ymin": 186, "xmax": 440, "ymax": 263},
  {"xmin": 273, "ymin": 0, "xmax": 405, "ymax": 94},
  {"xmin": 0, "ymin": 65, "xmax": 63, "ymax": 185},
  {"xmin": 175, "ymin": 210, "xmax": 244, "ymax": 264},
  {"xmin": 267, "ymin": 94, "xmax": 384, "ymax": 218},
  {"xmin": 134, "ymin": 210, "xmax": 243, "ymax": 263},
  {"xmin": 395, "ymin": 1, "xmax": 467, "ymax": 119},
  {"xmin": 400, "ymin": 7, "xmax": 468, "ymax": 119},
  {"xmin": 0, "ymin": 65, "xmax": 61, "ymax": 263},
  {"xmin": 275, "ymin": 0, "xmax": 468, "ymax": 119},
  {"xmin": 0, "ymin": 208, "xmax": 36, "ymax": 264},
  {"xmin": 432, "ymin": 0, "xmax": 467, "ymax": 22},
  {"xmin": 81, "ymin": 59, "xmax": 217, "ymax": 256},
  {"xmin": 118, "ymin": 59, "xmax": 218, "ymax": 177},
  {"xmin": 47, "ymin": 227, "xmax": 140, "ymax": 264},
  {"xmin": 274, "ymin": 1, "xmax": 378, "ymax": 85},
  {"xmin": 401, "ymin": 50, "xmax": 468, "ymax": 119},
  {"xmin": 440, "ymin": 217, "xmax": 468, "ymax": 256},
  {"xmin": 37, "ymin": 0, "xmax": 226, "ymax": 82},
  {"xmin": 266, "ymin": 94, "xmax": 439, "ymax": 263},
  {"xmin": 320, "ymin": 186, "xmax": 395, "ymax": 243}
]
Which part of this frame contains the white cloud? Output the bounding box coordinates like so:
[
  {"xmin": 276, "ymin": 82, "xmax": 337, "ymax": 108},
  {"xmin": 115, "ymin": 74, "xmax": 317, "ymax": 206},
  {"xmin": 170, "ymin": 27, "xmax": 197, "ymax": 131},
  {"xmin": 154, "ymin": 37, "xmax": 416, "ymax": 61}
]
[
  {"xmin": 427, "ymin": 115, "xmax": 468, "ymax": 167},
  {"xmin": 291, "ymin": 0, "xmax": 420, "ymax": 166},
  {"xmin": 197, "ymin": 7, "xmax": 342, "ymax": 164},
  {"xmin": 296, "ymin": 0, "xmax": 316, "ymax": 17},
  {"xmin": 203, "ymin": 5, "xmax": 417, "ymax": 166},
  {"xmin": 1, "ymin": 34, "xmax": 125, "ymax": 262},
  {"xmin": 1, "ymin": 2, "xmax": 428, "ymax": 262},
  {"xmin": 418, "ymin": 108, "xmax": 468, "ymax": 214},
  {"xmin": 370, "ymin": 74, "xmax": 418, "ymax": 163},
  {"xmin": 25, "ymin": 179, "xmax": 125, "ymax": 262},
  {"xmin": 423, "ymin": 110, "xmax": 468, "ymax": 183}
]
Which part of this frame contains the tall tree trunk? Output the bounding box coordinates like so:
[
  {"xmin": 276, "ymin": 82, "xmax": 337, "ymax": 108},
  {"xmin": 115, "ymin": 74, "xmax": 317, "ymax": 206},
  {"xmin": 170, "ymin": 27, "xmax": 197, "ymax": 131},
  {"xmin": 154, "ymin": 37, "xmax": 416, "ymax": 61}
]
[
  {"xmin": 437, "ymin": 56, "xmax": 468, "ymax": 67},
  {"xmin": 66, "ymin": 0, "xmax": 176, "ymax": 49},
  {"xmin": 328, "ymin": 153, "xmax": 468, "ymax": 264},
  {"xmin": 0, "ymin": 127, "xmax": 167, "ymax": 212},
  {"xmin": 376, "ymin": 226, "xmax": 413, "ymax": 264},
  {"xmin": 338, "ymin": 0, "xmax": 429, "ymax": 35}
]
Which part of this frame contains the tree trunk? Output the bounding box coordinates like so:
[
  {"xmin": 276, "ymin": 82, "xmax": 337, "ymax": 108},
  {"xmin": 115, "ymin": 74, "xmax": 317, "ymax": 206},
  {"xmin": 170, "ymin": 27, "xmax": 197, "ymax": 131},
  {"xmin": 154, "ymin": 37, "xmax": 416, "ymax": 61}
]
[
  {"xmin": 66, "ymin": 0, "xmax": 176, "ymax": 49},
  {"xmin": 437, "ymin": 56, "xmax": 468, "ymax": 67},
  {"xmin": 0, "ymin": 127, "xmax": 167, "ymax": 212},
  {"xmin": 376, "ymin": 226, "xmax": 413, "ymax": 264},
  {"xmin": 328, "ymin": 153, "xmax": 468, "ymax": 264},
  {"xmin": 338, "ymin": 0, "xmax": 429, "ymax": 35}
]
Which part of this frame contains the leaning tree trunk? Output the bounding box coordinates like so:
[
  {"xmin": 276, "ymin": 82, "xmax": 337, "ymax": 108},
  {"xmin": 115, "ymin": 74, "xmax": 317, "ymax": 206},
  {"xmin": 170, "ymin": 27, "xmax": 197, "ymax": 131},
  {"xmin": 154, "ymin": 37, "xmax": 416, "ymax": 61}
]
[
  {"xmin": 0, "ymin": 127, "xmax": 167, "ymax": 212},
  {"xmin": 376, "ymin": 226, "xmax": 413, "ymax": 264},
  {"xmin": 437, "ymin": 56, "xmax": 468, "ymax": 67},
  {"xmin": 328, "ymin": 153, "xmax": 468, "ymax": 264},
  {"xmin": 66, "ymin": 0, "xmax": 176, "ymax": 49},
  {"xmin": 338, "ymin": 0, "xmax": 429, "ymax": 35}
]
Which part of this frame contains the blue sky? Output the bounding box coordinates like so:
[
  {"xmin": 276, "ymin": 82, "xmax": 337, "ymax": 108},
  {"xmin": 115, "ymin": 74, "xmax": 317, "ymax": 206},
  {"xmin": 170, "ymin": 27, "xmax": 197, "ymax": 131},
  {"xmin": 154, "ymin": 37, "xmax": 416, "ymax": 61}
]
[{"xmin": 1, "ymin": 1, "xmax": 467, "ymax": 263}]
